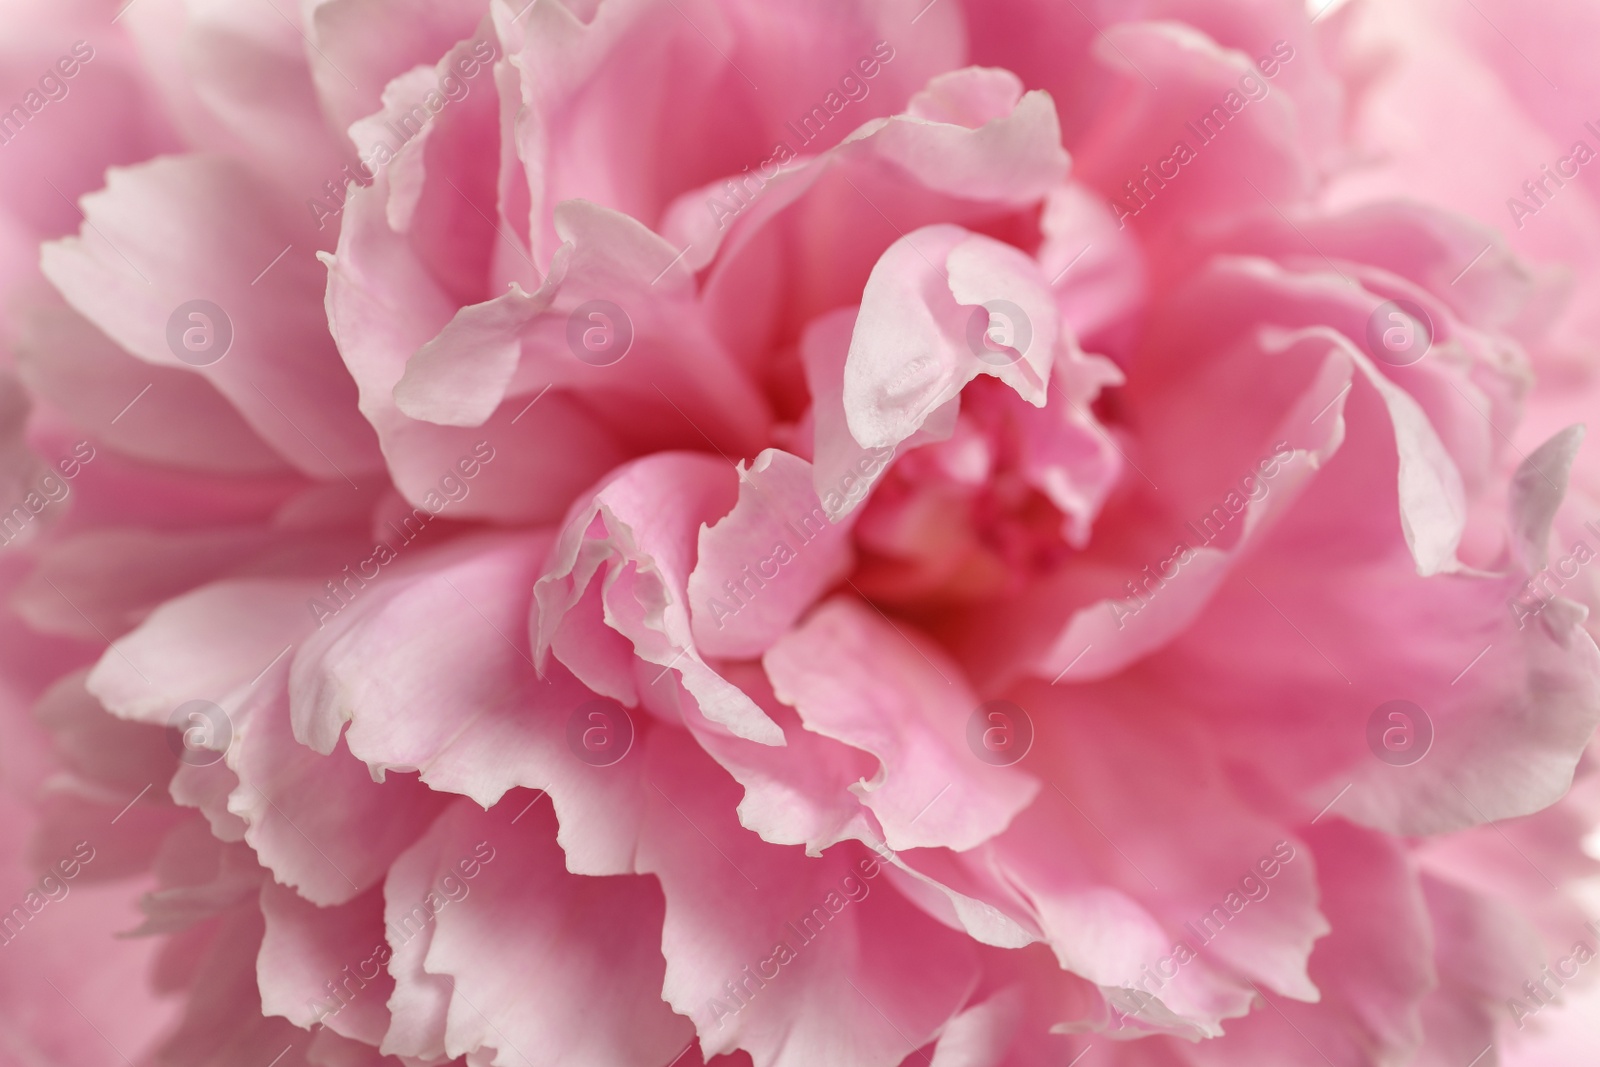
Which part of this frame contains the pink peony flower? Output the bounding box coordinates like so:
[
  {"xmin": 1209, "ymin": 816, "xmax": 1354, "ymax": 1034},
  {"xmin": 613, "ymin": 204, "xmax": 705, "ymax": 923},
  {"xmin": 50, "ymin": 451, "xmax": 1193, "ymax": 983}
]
[{"xmin": 4, "ymin": 0, "xmax": 1600, "ymax": 1065}]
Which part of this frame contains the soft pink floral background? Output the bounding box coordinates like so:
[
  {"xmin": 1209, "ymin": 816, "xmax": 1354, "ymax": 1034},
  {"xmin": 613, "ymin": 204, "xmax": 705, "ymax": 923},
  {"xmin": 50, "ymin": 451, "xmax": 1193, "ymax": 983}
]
[{"xmin": 3, "ymin": 0, "xmax": 1600, "ymax": 1065}]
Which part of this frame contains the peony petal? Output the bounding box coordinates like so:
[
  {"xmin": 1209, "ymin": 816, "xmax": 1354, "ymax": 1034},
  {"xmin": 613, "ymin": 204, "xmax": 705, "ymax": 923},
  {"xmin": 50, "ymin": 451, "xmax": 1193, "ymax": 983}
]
[
  {"xmin": 290, "ymin": 532, "xmax": 649, "ymax": 876},
  {"xmin": 40, "ymin": 156, "xmax": 384, "ymax": 481},
  {"xmin": 325, "ymin": 171, "xmax": 630, "ymax": 525},
  {"xmin": 765, "ymin": 596, "xmax": 1038, "ymax": 853},
  {"xmin": 842, "ymin": 224, "xmax": 1056, "ymax": 451},
  {"xmin": 13, "ymin": 300, "xmax": 289, "ymax": 474},
  {"xmin": 258, "ymin": 881, "xmax": 392, "ymax": 1044},
  {"xmin": 418, "ymin": 795, "xmax": 692, "ymax": 1067},
  {"xmin": 688, "ymin": 449, "xmax": 855, "ymax": 659},
  {"xmin": 534, "ymin": 452, "xmax": 784, "ymax": 745},
  {"xmin": 640, "ymin": 727, "xmax": 979, "ymax": 1067}
]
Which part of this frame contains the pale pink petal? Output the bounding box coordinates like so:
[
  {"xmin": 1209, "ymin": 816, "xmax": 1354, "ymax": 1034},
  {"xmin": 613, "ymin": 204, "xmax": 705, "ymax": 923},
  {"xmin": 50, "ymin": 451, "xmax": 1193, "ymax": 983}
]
[
  {"xmin": 1184, "ymin": 821, "xmax": 1433, "ymax": 1067},
  {"xmin": 765, "ymin": 597, "xmax": 1037, "ymax": 853},
  {"xmin": 325, "ymin": 175, "xmax": 628, "ymax": 524},
  {"xmin": 14, "ymin": 301, "xmax": 288, "ymax": 474},
  {"xmin": 989, "ymin": 681, "xmax": 1327, "ymax": 1038},
  {"xmin": 289, "ymin": 533, "xmax": 649, "ymax": 876},
  {"xmin": 258, "ymin": 881, "xmax": 391, "ymax": 1044},
  {"xmin": 392, "ymin": 199, "xmax": 770, "ymax": 457},
  {"xmin": 688, "ymin": 449, "xmax": 855, "ymax": 659},
  {"xmin": 534, "ymin": 452, "xmax": 784, "ymax": 745},
  {"xmin": 640, "ymin": 727, "xmax": 979, "ymax": 1067},
  {"xmin": 842, "ymin": 225, "xmax": 1056, "ymax": 449},
  {"xmin": 306, "ymin": 0, "xmax": 490, "ymax": 134},
  {"xmin": 40, "ymin": 156, "xmax": 383, "ymax": 481},
  {"xmin": 802, "ymin": 306, "xmax": 954, "ymax": 522},
  {"xmin": 419, "ymin": 795, "xmax": 692, "ymax": 1067}
]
